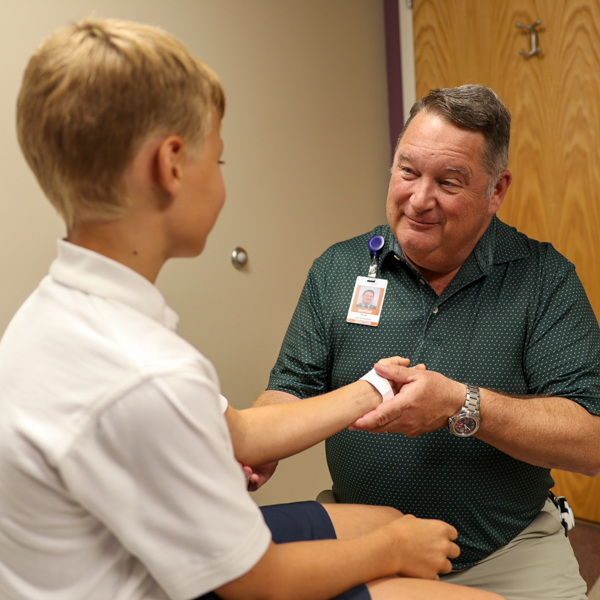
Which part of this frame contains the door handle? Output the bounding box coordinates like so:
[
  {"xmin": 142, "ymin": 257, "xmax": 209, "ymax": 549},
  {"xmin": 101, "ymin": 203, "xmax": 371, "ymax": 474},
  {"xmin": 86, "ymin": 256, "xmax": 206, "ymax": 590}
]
[
  {"xmin": 516, "ymin": 19, "xmax": 542, "ymax": 58},
  {"xmin": 231, "ymin": 246, "xmax": 248, "ymax": 269}
]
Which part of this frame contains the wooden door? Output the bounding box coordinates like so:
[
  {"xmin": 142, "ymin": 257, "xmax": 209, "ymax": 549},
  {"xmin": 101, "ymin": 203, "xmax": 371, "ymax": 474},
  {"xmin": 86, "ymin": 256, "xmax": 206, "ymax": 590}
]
[{"xmin": 412, "ymin": 0, "xmax": 600, "ymax": 522}]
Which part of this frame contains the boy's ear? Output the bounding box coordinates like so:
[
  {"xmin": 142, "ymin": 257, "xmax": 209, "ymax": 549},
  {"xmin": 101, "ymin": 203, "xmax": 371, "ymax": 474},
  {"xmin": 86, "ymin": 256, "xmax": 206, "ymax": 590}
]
[{"xmin": 156, "ymin": 135, "xmax": 185, "ymax": 198}]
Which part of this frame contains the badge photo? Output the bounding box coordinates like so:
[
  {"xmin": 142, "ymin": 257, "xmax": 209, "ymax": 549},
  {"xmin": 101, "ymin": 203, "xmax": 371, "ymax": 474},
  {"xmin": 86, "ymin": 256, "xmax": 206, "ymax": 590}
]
[{"xmin": 347, "ymin": 276, "xmax": 388, "ymax": 327}]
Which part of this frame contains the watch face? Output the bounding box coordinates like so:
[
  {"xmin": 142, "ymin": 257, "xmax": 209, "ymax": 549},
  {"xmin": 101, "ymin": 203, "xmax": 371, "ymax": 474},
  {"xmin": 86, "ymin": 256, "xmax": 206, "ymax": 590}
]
[{"xmin": 454, "ymin": 417, "xmax": 478, "ymax": 436}]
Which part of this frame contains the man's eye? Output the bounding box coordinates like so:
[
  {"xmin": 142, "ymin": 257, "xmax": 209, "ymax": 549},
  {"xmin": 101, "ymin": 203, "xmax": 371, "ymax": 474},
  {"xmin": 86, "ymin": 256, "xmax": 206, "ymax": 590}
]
[{"xmin": 401, "ymin": 166, "xmax": 414, "ymax": 175}]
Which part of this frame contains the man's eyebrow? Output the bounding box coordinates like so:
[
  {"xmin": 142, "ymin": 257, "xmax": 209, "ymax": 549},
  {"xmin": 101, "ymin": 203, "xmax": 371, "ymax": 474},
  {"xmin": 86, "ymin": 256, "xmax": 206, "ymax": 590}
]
[
  {"xmin": 444, "ymin": 165, "xmax": 469, "ymax": 176},
  {"xmin": 398, "ymin": 153, "xmax": 469, "ymax": 177}
]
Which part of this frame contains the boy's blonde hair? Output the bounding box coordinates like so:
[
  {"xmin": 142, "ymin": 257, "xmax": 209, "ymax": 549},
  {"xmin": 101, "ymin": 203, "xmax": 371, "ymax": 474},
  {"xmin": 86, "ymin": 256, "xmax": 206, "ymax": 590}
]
[{"xmin": 17, "ymin": 18, "xmax": 225, "ymax": 227}]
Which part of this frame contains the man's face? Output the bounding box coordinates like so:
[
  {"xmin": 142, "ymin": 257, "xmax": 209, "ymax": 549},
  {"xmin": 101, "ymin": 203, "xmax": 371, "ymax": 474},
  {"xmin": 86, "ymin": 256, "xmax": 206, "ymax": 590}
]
[
  {"xmin": 386, "ymin": 112, "xmax": 509, "ymax": 274},
  {"xmin": 362, "ymin": 291, "xmax": 374, "ymax": 305}
]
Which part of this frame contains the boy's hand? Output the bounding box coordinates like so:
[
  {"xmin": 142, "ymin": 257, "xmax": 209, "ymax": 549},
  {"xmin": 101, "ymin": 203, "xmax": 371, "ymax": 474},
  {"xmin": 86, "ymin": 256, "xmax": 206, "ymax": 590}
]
[
  {"xmin": 381, "ymin": 515, "xmax": 460, "ymax": 580},
  {"xmin": 240, "ymin": 461, "xmax": 279, "ymax": 491}
]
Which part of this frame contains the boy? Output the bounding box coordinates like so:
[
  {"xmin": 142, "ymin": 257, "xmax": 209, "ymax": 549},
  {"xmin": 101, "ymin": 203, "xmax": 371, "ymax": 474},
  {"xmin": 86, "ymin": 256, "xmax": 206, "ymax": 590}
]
[{"xmin": 0, "ymin": 18, "xmax": 503, "ymax": 600}]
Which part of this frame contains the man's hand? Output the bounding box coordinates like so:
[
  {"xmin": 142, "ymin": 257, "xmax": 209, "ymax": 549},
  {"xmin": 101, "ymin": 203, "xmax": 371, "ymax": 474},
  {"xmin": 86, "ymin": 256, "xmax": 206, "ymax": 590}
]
[
  {"xmin": 350, "ymin": 363, "xmax": 464, "ymax": 435},
  {"xmin": 367, "ymin": 356, "xmax": 411, "ymax": 396},
  {"xmin": 240, "ymin": 461, "xmax": 279, "ymax": 491},
  {"xmin": 380, "ymin": 515, "xmax": 459, "ymax": 580}
]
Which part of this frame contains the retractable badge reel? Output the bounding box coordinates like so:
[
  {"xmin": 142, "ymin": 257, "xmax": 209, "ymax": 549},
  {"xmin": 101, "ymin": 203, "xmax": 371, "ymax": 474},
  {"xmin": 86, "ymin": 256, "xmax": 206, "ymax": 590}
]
[
  {"xmin": 346, "ymin": 235, "xmax": 388, "ymax": 327},
  {"xmin": 367, "ymin": 235, "xmax": 385, "ymax": 277}
]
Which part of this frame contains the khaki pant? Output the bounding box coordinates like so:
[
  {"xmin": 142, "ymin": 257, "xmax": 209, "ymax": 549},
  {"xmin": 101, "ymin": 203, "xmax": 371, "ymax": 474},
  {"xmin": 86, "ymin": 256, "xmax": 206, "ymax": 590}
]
[
  {"xmin": 317, "ymin": 492, "xmax": 587, "ymax": 600},
  {"xmin": 440, "ymin": 499, "xmax": 586, "ymax": 600}
]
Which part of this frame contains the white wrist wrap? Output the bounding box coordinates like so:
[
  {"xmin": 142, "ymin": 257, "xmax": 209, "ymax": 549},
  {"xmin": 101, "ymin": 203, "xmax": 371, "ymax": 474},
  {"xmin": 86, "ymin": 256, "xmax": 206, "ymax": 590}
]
[{"xmin": 360, "ymin": 368, "xmax": 394, "ymax": 402}]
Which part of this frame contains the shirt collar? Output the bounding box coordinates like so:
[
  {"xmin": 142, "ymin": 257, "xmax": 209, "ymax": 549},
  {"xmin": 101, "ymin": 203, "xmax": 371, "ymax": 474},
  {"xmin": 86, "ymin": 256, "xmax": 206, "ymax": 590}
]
[
  {"xmin": 472, "ymin": 217, "xmax": 495, "ymax": 274},
  {"xmin": 50, "ymin": 239, "xmax": 180, "ymax": 330},
  {"xmin": 384, "ymin": 216, "xmax": 530, "ymax": 275}
]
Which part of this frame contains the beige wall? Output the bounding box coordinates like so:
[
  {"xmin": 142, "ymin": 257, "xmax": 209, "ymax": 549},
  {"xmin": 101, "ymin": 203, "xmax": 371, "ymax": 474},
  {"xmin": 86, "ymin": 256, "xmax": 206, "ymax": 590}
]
[{"xmin": 1, "ymin": 0, "xmax": 390, "ymax": 505}]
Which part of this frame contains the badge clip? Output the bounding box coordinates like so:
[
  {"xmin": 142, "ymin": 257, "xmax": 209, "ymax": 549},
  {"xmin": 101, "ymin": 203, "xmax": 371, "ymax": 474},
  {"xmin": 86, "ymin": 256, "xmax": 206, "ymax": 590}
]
[{"xmin": 367, "ymin": 235, "xmax": 385, "ymax": 278}]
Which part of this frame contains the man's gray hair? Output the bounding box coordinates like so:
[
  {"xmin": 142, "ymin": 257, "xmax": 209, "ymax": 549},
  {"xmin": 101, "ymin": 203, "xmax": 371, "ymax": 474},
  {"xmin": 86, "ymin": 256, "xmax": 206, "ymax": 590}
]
[{"xmin": 398, "ymin": 85, "xmax": 511, "ymax": 197}]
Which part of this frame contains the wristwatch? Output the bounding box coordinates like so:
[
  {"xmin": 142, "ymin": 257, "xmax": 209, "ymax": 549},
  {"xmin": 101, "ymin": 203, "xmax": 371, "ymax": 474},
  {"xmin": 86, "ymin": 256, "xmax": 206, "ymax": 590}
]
[{"xmin": 448, "ymin": 384, "xmax": 480, "ymax": 437}]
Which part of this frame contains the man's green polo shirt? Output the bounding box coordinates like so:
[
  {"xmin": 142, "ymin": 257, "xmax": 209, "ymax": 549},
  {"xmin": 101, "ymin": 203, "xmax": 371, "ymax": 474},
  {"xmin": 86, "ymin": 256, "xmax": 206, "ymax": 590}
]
[{"xmin": 267, "ymin": 216, "xmax": 600, "ymax": 568}]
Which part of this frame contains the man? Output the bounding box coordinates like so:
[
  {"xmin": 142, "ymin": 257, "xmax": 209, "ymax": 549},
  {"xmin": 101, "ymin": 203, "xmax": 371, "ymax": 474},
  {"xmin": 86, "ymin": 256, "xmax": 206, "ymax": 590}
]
[
  {"xmin": 357, "ymin": 289, "xmax": 377, "ymax": 309},
  {"xmin": 256, "ymin": 85, "xmax": 600, "ymax": 600}
]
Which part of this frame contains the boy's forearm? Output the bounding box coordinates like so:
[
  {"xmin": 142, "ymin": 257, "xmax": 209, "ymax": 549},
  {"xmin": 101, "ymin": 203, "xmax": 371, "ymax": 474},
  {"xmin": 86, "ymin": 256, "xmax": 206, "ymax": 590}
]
[
  {"xmin": 227, "ymin": 381, "xmax": 380, "ymax": 466},
  {"xmin": 253, "ymin": 388, "xmax": 299, "ymax": 407},
  {"xmin": 216, "ymin": 512, "xmax": 458, "ymax": 600},
  {"xmin": 215, "ymin": 530, "xmax": 395, "ymax": 600}
]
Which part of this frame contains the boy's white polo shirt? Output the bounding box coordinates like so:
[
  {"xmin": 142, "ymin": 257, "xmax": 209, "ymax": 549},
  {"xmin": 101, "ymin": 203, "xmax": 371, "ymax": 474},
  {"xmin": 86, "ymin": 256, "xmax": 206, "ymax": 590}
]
[{"xmin": 0, "ymin": 240, "xmax": 271, "ymax": 600}]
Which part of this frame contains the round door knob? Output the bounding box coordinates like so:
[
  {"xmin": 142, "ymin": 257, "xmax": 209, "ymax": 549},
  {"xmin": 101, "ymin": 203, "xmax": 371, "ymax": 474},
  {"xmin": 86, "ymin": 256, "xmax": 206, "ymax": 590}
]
[{"xmin": 231, "ymin": 247, "xmax": 248, "ymax": 269}]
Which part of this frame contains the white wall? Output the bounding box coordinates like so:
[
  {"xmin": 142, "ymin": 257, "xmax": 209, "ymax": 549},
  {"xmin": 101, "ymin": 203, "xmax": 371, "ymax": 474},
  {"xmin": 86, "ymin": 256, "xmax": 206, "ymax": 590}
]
[{"xmin": 0, "ymin": 0, "xmax": 390, "ymax": 505}]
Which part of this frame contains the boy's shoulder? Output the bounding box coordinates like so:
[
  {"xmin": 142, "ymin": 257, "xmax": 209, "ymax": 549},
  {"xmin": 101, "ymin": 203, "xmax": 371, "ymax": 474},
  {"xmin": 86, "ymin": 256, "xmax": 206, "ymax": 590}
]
[
  {"xmin": 0, "ymin": 244, "xmax": 223, "ymax": 473},
  {"xmin": 0, "ymin": 241, "xmax": 219, "ymax": 433},
  {"xmin": 48, "ymin": 241, "xmax": 212, "ymax": 373}
]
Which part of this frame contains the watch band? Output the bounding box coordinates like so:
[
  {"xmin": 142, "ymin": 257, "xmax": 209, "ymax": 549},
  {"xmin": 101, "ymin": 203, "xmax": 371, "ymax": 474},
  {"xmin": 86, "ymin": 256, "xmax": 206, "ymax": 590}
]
[{"xmin": 465, "ymin": 384, "xmax": 480, "ymax": 413}]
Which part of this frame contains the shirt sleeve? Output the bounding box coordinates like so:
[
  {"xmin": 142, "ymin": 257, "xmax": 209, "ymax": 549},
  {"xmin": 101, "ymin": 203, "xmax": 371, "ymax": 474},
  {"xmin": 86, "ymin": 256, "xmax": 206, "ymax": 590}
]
[
  {"xmin": 524, "ymin": 245, "xmax": 600, "ymax": 416},
  {"xmin": 59, "ymin": 371, "xmax": 272, "ymax": 600},
  {"xmin": 267, "ymin": 261, "xmax": 332, "ymax": 399}
]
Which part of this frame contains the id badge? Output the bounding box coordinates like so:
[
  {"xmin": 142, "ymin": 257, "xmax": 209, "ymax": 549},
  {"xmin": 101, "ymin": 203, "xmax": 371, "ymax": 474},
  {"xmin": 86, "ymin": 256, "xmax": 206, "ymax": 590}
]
[{"xmin": 346, "ymin": 276, "xmax": 388, "ymax": 327}]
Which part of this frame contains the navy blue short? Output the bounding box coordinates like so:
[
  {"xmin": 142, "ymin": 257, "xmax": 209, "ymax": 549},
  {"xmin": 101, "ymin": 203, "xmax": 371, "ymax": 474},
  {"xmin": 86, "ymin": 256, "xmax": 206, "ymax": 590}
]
[{"xmin": 197, "ymin": 501, "xmax": 371, "ymax": 600}]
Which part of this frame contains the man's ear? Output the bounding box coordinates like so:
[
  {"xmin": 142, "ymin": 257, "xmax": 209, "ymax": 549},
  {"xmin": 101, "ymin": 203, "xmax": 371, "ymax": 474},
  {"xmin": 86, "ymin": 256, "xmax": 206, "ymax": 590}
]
[
  {"xmin": 156, "ymin": 135, "xmax": 185, "ymax": 198},
  {"xmin": 488, "ymin": 169, "xmax": 512, "ymax": 216}
]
